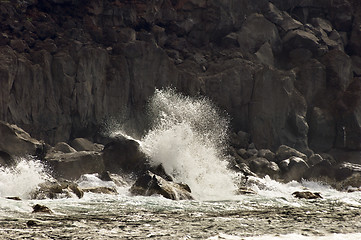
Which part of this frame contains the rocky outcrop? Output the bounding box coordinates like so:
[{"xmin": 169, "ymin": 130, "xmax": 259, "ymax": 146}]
[
  {"xmin": 130, "ymin": 171, "xmax": 193, "ymax": 200},
  {"xmin": 0, "ymin": 121, "xmax": 44, "ymax": 165}
]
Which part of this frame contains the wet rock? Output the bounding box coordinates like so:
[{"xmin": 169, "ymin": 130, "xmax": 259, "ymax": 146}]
[
  {"xmin": 32, "ymin": 204, "xmax": 52, "ymax": 214},
  {"xmin": 275, "ymin": 145, "xmax": 308, "ymax": 163},
  {"xmin": 26, "ymin": 220, "xmax": 39, "ymax": 227},
  {"xmin": 45, "ymin": 151, "xmax": 104, "ymax": 180},
  {"xmin": 81, "ymin": 187, "xmax": 117, "ymax": 195},
  {"xmin": 31, "ymin": 180, "xmax": 83, "ymax": 199},
  {"xmin": 130, "ymin": 171, "xmax": 193, "ymax": 200},
  {"xmin": 70, "ymin": 138, "xmax": 104, "ymax": 152},
  {"xmin": 292, "ymin": 191, "xmax": 322, "ymax": 199},
  {"xmin": 6, "ymin": 196, "xmax": 21, "ymax": 201},
  {"xmin": 102, "ymin": 135, "xmax": 148, "ymax": 174},
  {"xmin": 233, "ymin": 162, "xmax": 257, "ymax": 179},
  {"xmin": 0, "ymin": 121, "xmax": 44, "ymax": 162},
  {"xmin": 237, "ymin": 186, "xmax": 257, "ymax": 195},
  {"xmin": 280, "ymin": 157, "xmax": 309, "ymax": 182},
  {"xmin": 99, "ymin": 171, "xmax": 128, "ymax": 187}
]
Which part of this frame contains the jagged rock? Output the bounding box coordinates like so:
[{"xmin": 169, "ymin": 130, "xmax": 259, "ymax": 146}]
[
  {"xmin": 45, "ymin": 151, "xmax": 104, "ymax": 180},
  {"xmin": 233, "ymin": 162, "xmax": 257, "ymax": 178},
  {"xmin": 32, "ymin": 204, "xmax": 52, "ymax": 214},
  {"xmin": 255, "ymin": 42, "xmax": 274, "ymax": 67},
  {"xmin": 0, "ymin": 121, "xmax": 44, "ymax": 162},
  {"xmin": 275, "ymin": 145, "xmax": 308, "ymax": 163},
  {"xmin": 102, "ymin": 135, "xmax": 148, "ymax": 174},
  {"xmin": 263, "ymin": 2, "xmax": 303, "ymax": 32},
  {"xmin": 292, "ymin": 191, "xmax": 322, "ymax": 199},
  {"xmin": 70, "ymin": 138, "xmax": 104, "ymax": 152},
  {"xmin": 311, "ymin": 18, "xmax": 333, "ymax": 33},
  {"xmin": 31, "ymin": 180, "xmax": 84, "ymax": 199},
  {"xmin": 130, "ymin": 171, "xmax": 193, "ymax": 200},
  {"xmin": 249, "ymin": 157, "xmax": 280, "ymax": 179}
]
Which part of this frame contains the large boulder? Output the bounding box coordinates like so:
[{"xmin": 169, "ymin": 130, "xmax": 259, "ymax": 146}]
[
  {"xmin": 31, "ymin": 180, "xmax": 84, "ymax": 199},
  {"xmin": 102, "ymin": 135, "xmax": 148, "ymax": 174},
  {"xmin": 45, "ymin": 151, "xmax": 104, "ymax": 180},
  {"xmin": 0, "ymin": 121, "xmax": 44, "ymax": 164},
  {"xmin": 130, "ymin": 171, "xmax": 193, "ymax": 200},
  {"xmin": 275, "ymin": 145, "xmax": 308, "ymax": 163},
  {"xmin": 279, "ymin": 157, "xmax": 310, "ymax": 182}
]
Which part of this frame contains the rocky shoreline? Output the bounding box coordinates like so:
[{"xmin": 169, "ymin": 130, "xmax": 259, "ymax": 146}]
[
  {"xmin": 1, "ymin": 0, "xmax": 361, "ymax": 200},
  {"xmin": 1, "ymin": 120, "xmax": 361, "ymax": 202}
]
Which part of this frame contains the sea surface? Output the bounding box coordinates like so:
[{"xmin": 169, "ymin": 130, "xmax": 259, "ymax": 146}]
[{"xmin": 1, "ymin": 89, "xmax": 361, "ymax": 239}]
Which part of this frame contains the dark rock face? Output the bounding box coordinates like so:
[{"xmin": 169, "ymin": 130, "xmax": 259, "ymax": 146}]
[
  {"xmin": 0, "ymin": 0, "xmax": 360, "ymax": 158},
  {"xmin": 130, "ymin": 171, "xmax": 193, "ymax": 200}
]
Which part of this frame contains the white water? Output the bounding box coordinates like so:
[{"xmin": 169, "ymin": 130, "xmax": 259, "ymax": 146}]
[
  {"xmin": 141, "ymin": 89, "xmax": 238, "ymax": 200},
  {"xmin": 0, "ymin": 158, "xmax": 50, "ymax": 199}
]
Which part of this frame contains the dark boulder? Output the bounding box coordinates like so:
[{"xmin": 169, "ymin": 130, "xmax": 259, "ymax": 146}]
[
  {"xmin": 32, "ymin": 204, "xmax": 52, "ymax": 214},
  {"xmin": 0, "ymin": 121, "xmax": 44, "ymax": 163},
  {"xmin": 292, "ymin": 191, "xmax": 322, "ymax": 199},
  {"xmin": 280, "ymin": 157, "xmax": 310, "ymax": 182},
  {"xmin": 31, "ymin": 180, "xmax": 84, "ymax": 199},
  {"xmin": 275, "ymin": 145, "xmax": 308, "ymax": 163},
  {"xmin": 102, "ymin": 135, "xmax": 148, "ymax": 174},
  {"xmin": 249, "ymin": 157, "xmax": 280, "ymax": 179},
  {"xmin": 130, "ymin": 171, "xmax": 193, "ymax": 200},
  {"xmin": 45, "ymin": 151, "xmax": 104, "ymax": 180}
]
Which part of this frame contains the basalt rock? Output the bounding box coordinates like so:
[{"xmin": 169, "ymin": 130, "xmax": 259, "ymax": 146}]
[{"xmin": 32, "ymin": 204, "xmax": 52, "ymax": 214}]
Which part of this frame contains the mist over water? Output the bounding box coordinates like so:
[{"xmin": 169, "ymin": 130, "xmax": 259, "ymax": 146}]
[{"xmin": 141, "ymin": 89, "xmax": 238, "ymax": 200}]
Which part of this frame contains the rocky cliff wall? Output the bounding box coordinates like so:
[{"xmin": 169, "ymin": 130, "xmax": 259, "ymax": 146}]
[{"xmin": 0, "ymin": 0, "xmax": 361, "ymax": 154}]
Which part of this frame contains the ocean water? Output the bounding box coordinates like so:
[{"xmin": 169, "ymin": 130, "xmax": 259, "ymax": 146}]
[{"xmin": 1, "ymin": 89, "xmax": 361, "ymax": 239}]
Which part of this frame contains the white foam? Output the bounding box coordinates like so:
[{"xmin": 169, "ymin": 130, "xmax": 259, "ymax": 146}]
[
  {"xmin": 0, "ymin": 158, "xmax": 50, "ymax": 199},
  {"xmin": 141, "ymin": 89, "xmax": 238, "ymax": 200}
]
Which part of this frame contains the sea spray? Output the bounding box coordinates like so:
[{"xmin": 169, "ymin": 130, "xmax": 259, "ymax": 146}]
[
  {"xmin": 0, "ymin": 158, "xmax": 50, "ymax": 199},
  {"xmin": 141, "ymin": 89, "xmax": 238, "ymax": 200}
]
